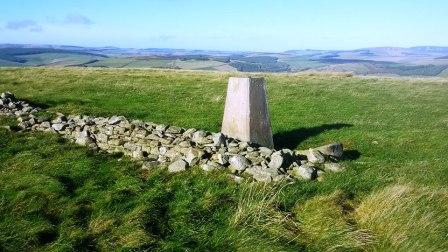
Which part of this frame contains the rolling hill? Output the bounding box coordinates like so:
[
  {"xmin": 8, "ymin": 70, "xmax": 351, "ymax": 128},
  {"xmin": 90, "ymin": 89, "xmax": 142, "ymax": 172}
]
[{"xmin": 0, "ymin": 44, "xmax": 447, "ymax": 76}]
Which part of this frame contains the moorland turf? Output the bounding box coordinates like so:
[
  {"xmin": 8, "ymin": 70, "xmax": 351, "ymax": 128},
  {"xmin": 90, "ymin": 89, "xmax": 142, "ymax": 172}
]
[{"xmin": 0, "ymin": 68, "xmax": 447, "ymax": 251}]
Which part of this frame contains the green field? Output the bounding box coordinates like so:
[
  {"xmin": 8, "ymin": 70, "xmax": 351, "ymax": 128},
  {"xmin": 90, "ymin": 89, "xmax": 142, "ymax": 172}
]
[
  {"xmin": 278, "ymin": 56, "xmax": 329, "ymax": 70},
  {"xmin": 17, "ymin": 53, "xmax": 100, "ymax": 66},
  {"xmin": 0, "ymin": 68, "xmax": 447, "ymax": 251}
]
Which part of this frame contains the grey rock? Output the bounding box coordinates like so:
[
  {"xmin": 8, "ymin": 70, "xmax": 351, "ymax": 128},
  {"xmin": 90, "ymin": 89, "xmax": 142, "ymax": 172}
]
[
  {"xmin": 108, "ymin": 139, "xmax": 124, "ymax": 146},
  {"xmin": 178, "ymin": 141, "xmax": 191, "ymax": 148},
  {"xmin": 51, "ymin": 123, "xmax": 67, "ymax": 131},
  {"xmin": 200, "ymin": 161, "xmax": 220, "ymax": 172},
  {"xmin": 238, "ymin": 141, "xmax": 249, "ymax": 150},
  {"xmin": 316, "ymin": 143, "xmax": 344, "ymax": 158},
  {"xmin": 1, "ymin": 92, "xmax": 14, "ymax": 99},
  {"xmin": 168, "ymin": 159, "xmax": 188, "ymax": 173},
  {"xmin": 217, "ymin": 153, "xmax": 229, "ymax": 165},
  {"xmin": 132, "ymin": 150, "xmax": 146, "ymax": 159},
  {"xmin": 166, "ymin": 126, "xmax": 183, "ymax": 134},
  {"xmin": 212, "ymin": 133, "xmax": 225, "ymax": 146},
  {"xmin": 75, "ymin": 131, "xmax": 95, "ymax": 146},
  {"xmin": 259, "ymin": 147, "xmax": 273, "ymax": 157},
  {"xmin": 108, "ymin": 116, "xmax": 123, "ymax": 125},
  {"xmin": 182, "ymin": 128, "xmax": 196, "ymax": 138},
  {"xmin": 245, "ymin": 166, "xmax": 272, "ymax": 183},
  {"xmin": 229, "ymin": 155, "xmax": 250, "ymax": 172},
  {"xmin": 40, "ymin": 121, "xmax": 51, "ymax": 128},
  {"xmin": 96, "ymin": 133, "xmax": 108, "ymax": 143},
  {"xmin": 165, "ymin": 149, "xmax": 182, "ymax": 160},
  {"xmin": 268, "ymin": 152, "xmax": 284, "ymax": 169},
  {"xmin": 155, "ymin": 124, "xmax": 168, "ymax": 131},
  {"xmin": 185, "ymin": 148, "xmax": 204, "ymax": 166},
  {"xmin": 306, "ymin": 149, "xmax": 326, "ymax": 164},
  {"xmin": 192, "ymin": 130, "xmax": 206, "ymax": 140},
  {"xmin": 227, "ymin": 146, "xmax": 240, "ymax": 154},
  {"xmin": 292, "ymin": 164, "xmax": 315, "ymax": 180}
]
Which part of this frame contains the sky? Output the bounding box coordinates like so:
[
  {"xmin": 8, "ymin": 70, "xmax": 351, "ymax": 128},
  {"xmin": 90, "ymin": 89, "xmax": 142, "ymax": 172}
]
[{"xmin": 1, "ymin": 0, "xmax": 447, "ymax": 52}]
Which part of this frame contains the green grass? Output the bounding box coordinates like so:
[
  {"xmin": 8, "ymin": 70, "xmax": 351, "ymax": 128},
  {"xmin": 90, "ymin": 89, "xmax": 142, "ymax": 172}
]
[{"xmin": 0, "ymin": 68, "xmax": 447, "ymax": 251}]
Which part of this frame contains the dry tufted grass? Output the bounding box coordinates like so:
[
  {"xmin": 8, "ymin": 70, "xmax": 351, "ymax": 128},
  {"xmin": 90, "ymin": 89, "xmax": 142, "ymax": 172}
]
[{"xmin": 356, "ymin": 184, "xmax": 448, "ymax": 252}]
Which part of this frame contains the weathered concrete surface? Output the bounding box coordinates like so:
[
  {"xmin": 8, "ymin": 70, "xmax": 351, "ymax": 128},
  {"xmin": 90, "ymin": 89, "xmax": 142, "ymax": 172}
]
[{"xmin": 221, "ymin": 77, "xmax": 274, "ymax": 148}]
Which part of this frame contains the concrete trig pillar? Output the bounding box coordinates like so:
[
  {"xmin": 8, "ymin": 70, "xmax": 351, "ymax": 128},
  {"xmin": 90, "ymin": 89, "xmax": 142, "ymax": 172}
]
[{"xmin": 221, "ymin": 77, "xmax": 274, "ymax": 148}]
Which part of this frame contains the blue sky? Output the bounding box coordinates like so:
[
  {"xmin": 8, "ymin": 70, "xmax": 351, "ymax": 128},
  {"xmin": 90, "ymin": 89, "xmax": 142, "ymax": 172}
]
[{"xmin": 1, "ymin": 0, "xmax": 447, "ymax": 51}]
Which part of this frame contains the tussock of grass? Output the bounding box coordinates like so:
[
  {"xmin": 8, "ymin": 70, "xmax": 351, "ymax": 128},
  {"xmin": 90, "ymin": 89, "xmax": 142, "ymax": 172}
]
[
  {"xmin": 356, "ymin": 184, "xmax": 448, "ymax": 251},
  {"xmin": 294, "ymin": 191, "xmax": 372, "ymax": 251},
  {"xmin": 230, "ymin": 184, "xmax": 302, "ymax": 251}
]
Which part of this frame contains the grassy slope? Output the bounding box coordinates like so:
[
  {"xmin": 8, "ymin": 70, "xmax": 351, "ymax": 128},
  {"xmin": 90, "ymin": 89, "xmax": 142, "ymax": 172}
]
[
  {"xmin": 17, "ymin": 53, "xmax": 100, "ymax": 66},
  {"xmin": 0, "ymin": 68, "xmax": 447, "ymax": 251}
]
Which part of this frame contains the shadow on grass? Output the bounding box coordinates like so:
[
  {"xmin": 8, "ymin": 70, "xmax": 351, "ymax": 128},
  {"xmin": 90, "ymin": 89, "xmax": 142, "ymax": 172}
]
[
  {"xmin": 273, "ymin": 123, "xmax": 353, "ymax": 149},
  {"xmin": 21, "ymin": 98, "xmax": 51, "ymax": 110}
]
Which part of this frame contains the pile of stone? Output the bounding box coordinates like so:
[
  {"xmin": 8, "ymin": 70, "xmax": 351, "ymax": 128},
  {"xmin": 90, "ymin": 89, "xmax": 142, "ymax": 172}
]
[
  {"xmin": 0, "ymin": 92, "xmax": 40, "ymax": 117},
  {"xmin": 1, "ymin": 92, "xmax": 345, "ymax": 183}
]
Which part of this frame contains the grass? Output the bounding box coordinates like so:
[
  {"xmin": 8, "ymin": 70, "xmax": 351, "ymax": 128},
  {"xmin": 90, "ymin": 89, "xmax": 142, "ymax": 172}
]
[{"xmin": 0, "ymin": 67, "xmax": 447, "ymax": 251}]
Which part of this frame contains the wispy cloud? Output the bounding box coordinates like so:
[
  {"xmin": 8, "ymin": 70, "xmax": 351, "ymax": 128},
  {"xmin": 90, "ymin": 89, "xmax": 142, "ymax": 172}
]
[
  {"xmin": 6, "ymin": 20, "xmax": 37, "ymax": 30},
  {"xmin": 5, "ymin": 19, "xmax": 43, "ymax": 32},
  {"xmin": 64, "ymin": 14, "xmax": 93, "ymax": 25}
]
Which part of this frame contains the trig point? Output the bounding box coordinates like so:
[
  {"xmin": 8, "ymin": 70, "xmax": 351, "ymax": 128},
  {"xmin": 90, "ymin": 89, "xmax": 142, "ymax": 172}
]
[{"xmin": 221, "ymin": 77, "xmax": 274, "ymax": 148}]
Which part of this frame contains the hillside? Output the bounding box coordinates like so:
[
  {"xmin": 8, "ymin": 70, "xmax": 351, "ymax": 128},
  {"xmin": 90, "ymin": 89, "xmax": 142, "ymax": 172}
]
[
  {"xmin": 0, "ymin": 68, "xmax": 447, "ymax": 251},
  {"xmin": 1, "ymin": 44, "xmax": 448, "ymax": 76}
]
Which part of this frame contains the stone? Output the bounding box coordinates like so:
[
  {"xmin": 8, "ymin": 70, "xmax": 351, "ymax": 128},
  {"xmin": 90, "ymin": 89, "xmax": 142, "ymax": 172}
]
[
  {"xmin": 192, "ymin": 130, "xmax": 207, "ymax": 140},
  {"xmin": 200, "ymin": 161, "xmax": 220, "ymax": 172},
  {"xmin": 96, "ymin": 133, "xmax": 108, "ymax": 143},
  {"xmin": 316, "ymin": 143, "xmax": 344, "ymax": 159},
  {"xmin": 1, "ymin": 92, "xmax": 14, "ymax": 99},
  {"xmin": 212, "ymin": 132, "xmax": 225, "ymax": 146},
  {"xmin": 221, "ymin": 77, "xmax": 274, "ymax": 148},
  {"xmin": 324, "ymin": 162, "xmax": 345, "ymax": 172},
  {"xmin": 52, "ymin": 123, "xmax": 67, "ymax": 131},
  {"xmin": 182, "ymin": 128, "xmax": 196, "ymax": 137},
  {"xmin": 178, "ymin": 141, "xmax": 191, "ymax": 148},
  {"xmin": 108, "ymin": 139, "xmax": 124, "ymax": 146},
  {"xmin": 166, "ymin": 126, "xmax": 183, "ymax": 134},
  {"xmin": 40, "ymin": 121, "xmax": 51, "ymax": 128},
  {"xmin": 229, "ymin": 154, "xmax": 250, "ymax": 172},
  {"xmin": 217, "ymin": 153, "xmax": 229, "ymax": 165},
  {"xmin": 75, "ymin": 130, "xmax": 96, "ymax": 146},
  {"xmin": 259, "ymin": 147, "xmax": 273, "ymax": 157},
  {"xmin": 108, "ymin": 116, "xmax": 123, "ymax": 125},
  {"xmin": 306, "ymin": 148, "xmax": 326, "ymax": 164},
  {"xmin": 165, "ymin": 149, "xmax": 182, "ymax": 160},
  {"xmin": 185, "ymin": 148, "xmax": 204, "ymax": 166},
  {"xmin": 227, "ymin": 146, "xmax": 240, "ymax": 154},
  {"xmin": 155, "ymin": 124, "xmax": 168, "ymax": 131},
  {"xmin": 132, "ymin": 150, "xmax": 146, "ymax": 159},
  {"xmin": 268, "ymin": 152, "xmax": 284, "ymax": 169},
  {"xmin": 168, "ymin": 159, "xmax": 188, "ymax": 173},
  {"xmin": 245, "ymin": 166, "xmax": 272, "ymax": 183},
  {"xmin": 292, "ymin": 164, "xmax": 315, "ymax": 180}
]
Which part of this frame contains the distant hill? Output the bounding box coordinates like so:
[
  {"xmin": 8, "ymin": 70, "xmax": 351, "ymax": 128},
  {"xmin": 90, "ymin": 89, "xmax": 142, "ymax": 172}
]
[{"xmin": 0, "ymin": 44, "xmax": 447, "ymax": 76}]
